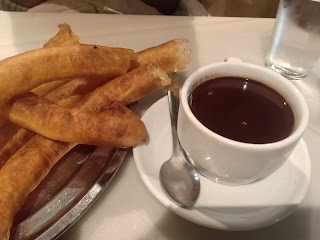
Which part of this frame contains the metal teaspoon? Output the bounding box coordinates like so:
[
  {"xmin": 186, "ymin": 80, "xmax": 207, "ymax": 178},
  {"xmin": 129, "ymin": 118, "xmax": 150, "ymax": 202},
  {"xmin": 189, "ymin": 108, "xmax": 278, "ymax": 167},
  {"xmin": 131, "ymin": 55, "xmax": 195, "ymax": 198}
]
[{"xmin": 159, "ymin": 84, "xmax": 200, "ymax": 207}]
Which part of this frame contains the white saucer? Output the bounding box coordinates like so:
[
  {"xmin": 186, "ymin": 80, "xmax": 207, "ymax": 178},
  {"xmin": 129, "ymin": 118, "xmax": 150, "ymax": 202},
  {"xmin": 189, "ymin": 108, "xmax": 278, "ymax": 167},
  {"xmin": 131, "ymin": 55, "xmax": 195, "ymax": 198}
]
[{"xmin": 133, "ymin": 96, "xmax": 311, "ymax": 231}]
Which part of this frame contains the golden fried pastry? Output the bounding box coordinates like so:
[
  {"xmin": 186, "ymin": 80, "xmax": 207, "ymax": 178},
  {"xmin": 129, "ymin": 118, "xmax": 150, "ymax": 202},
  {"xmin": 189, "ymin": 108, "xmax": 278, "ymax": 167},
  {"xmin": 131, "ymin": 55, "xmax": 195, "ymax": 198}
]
[
  {"xmin": 29, "ymin": 23, "xmax": 80, "ymax": 97},
  {"xmin": 83, "ymin": 63, "xmax": 171, "ymax": 106},
  {"xmin": 0, "ymin": 44, "xmax": 137, "ymax": 111},
  {"xmin": 1, "ymin": 64, "xmax": 170, "ymax": 165},
  {"xmin": 0, "ymin": 77, "xmax": 110, "ymax": 166},
  {"xmin": 0, "ymin": 135, "xmax": 76, "ymax": 240},
  {"xmin": 43, "ymin": 23, "xmax": 80, "ymax": 48},
  {"xmin": 137, "ymin": 39, "xmax": 191, "ymax": 73},
  {"xmin": 0, "ymin": 22, "xmax": 192, "ymax": 240},
  {"xmin": 9, "ymin": 92, "xmax": 147, "ymax": 147}
]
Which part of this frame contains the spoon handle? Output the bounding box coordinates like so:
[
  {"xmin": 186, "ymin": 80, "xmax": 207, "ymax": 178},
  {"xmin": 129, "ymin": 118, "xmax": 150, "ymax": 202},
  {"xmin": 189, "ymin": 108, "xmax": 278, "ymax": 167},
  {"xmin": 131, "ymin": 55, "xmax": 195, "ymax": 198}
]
[{"xmin": 167, "ymin": 77, "xmax": 183, "ymax": 159}]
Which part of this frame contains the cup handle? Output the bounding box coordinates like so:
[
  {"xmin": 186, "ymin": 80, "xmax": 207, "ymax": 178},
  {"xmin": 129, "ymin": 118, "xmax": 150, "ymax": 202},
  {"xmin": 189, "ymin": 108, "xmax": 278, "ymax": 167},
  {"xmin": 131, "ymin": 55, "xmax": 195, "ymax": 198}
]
[{"xmin": 224, "ymin": 57, "xmax": 242, "ymax": 63}]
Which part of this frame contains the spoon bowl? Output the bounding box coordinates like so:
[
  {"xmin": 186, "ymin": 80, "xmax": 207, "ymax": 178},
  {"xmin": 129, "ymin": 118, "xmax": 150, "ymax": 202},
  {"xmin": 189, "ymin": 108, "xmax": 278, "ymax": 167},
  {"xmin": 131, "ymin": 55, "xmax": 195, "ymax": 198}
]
[{"xmin": 160, "ymin": 154, "xmax": 200, "ymax": 207}]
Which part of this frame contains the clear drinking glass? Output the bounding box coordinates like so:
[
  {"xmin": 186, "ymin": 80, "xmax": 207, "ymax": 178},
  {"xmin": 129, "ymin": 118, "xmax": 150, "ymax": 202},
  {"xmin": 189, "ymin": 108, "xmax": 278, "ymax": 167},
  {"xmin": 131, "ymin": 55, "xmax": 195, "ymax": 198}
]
[{"xmin": 266, "ymin": 0, "xmax": 320, "ymax": 80}]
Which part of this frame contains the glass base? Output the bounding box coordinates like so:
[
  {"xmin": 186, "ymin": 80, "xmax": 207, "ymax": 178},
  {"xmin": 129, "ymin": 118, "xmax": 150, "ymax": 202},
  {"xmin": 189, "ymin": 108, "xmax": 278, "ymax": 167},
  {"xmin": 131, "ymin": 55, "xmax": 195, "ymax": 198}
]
[{"xmin": 265, "ymin": 61, "xmax": 307, "ymax": 81}]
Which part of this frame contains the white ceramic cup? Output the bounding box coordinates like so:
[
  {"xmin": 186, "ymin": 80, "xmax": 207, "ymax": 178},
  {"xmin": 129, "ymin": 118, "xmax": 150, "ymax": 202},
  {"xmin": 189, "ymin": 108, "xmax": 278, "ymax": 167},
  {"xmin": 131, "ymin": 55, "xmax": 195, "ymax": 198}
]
[{"xmin": 177, "ymin": 58, "xmax": 309, "ymax": 185}]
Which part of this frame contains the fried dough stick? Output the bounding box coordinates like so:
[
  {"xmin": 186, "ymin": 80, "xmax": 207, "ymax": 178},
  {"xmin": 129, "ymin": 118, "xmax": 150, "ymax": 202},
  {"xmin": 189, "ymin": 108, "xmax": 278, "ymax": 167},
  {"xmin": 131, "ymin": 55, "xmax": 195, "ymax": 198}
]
[
  {"xmin": 2, "ymin": 63, "xmax": 172, "ymax": 164},
  {"xmin": 0, "ymin": 37, "xmax": 191, "ymax": 162},
  {"xmin": 0, "ymin": 22, "xmax": 80, "ymax": 133},
  {"xmin": 86, "ymin": 63, "xmax": 171, "ymax": 106},
  {"xmin": 0, "ymin": 36, "xmax": 190, "ymax": 155},
  {"xmin": 0, "ymin": 37, "xmax": 190, "ymax": 148},
  {"xmin": 10, "ymin": 92, "xmax": 147, "ymax": 147},
  {"xmin": 0, "ymin": 64, "xmax": 170, "ymax": 240},
  {"xmin": 8, "ymin": 64, "xmax": 170, "ymax": 145},
  {"xmin": 0, "ymin": 136, "xmax": 76, "ymax": 240},
  {"xmin": 1, "ymin": 36, "xmax": 190, "ymax": 156},
  {"xmin": 0, "ymin": 44, "xmax": 136, "ymax": 110},
  {"xmin": 137, "ymin": 39, "xmax": 191, "ymax": 73},
  {"xmin": 0, "ymin": 22, "xmax": 84, "ymax": 154},
  {"xmin": 0, "ymin": 78, "xmax": 108, "ymax": 167},
  {"xmin": 0, "ymin": 38, "xmax": 189, "ymax": 137},
  {"xmin": 0, "ymin": 79, "xmax": 68, "ymax": 149},
  {"xmin": 43, "ymin": 23, "xmax": 80, "ymax": 48},
  {"xmin": 27, "ymin": 22, "xmax": 81, "ymax": 95}
]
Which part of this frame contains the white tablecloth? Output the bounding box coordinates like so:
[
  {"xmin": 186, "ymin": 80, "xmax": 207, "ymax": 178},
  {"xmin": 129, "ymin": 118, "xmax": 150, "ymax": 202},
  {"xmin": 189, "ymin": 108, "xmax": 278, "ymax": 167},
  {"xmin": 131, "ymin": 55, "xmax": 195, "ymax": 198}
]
[{"xmin": 0, "ymin": 12, "xmax": 319, "ymax": 240}]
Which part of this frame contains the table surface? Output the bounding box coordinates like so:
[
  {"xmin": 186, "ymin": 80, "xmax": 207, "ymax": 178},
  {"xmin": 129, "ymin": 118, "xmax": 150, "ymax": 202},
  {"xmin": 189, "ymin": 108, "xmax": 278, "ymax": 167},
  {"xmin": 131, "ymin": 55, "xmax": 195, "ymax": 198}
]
[{"xmin": 0, "ymin": 12, "xmax": 319, "ymax": 240}]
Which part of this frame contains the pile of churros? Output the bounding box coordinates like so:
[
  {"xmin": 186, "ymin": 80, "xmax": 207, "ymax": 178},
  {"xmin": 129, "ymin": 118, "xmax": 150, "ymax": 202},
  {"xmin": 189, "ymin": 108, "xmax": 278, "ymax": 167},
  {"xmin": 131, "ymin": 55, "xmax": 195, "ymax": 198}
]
[{"xmin": 0, "ymin": 23, "xmax": 191, "ymax": 240}]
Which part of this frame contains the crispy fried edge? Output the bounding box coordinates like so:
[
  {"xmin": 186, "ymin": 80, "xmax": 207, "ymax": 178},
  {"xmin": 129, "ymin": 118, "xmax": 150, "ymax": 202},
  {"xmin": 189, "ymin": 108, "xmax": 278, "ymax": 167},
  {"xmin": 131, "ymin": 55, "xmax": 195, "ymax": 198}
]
[
  {"xmin": 9, "ymin": 93, "xmax": 147, "ymax": 147},
  {"xmin": 137, "ymin": 39, "xmax": 191, "ymax": 73},
  {"xmin": 0, "ymin": 44, "xmax": 136, "ymax": 108}
]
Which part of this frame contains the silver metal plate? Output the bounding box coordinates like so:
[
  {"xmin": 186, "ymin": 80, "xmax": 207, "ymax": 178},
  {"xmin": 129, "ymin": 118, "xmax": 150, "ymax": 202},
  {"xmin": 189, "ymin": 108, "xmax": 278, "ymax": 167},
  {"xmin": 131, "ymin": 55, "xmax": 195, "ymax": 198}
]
[{"xmin": 10, "ymin": 103, "xmax": 138, "ymax": 240}]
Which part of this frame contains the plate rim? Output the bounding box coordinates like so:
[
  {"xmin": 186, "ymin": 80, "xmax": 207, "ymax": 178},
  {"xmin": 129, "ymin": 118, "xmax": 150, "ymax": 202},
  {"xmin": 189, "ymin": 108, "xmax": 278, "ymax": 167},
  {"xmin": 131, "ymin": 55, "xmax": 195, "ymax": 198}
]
[{"xmin": 133, "ymin": 96, "xmax": 311, "ymax": 231}]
